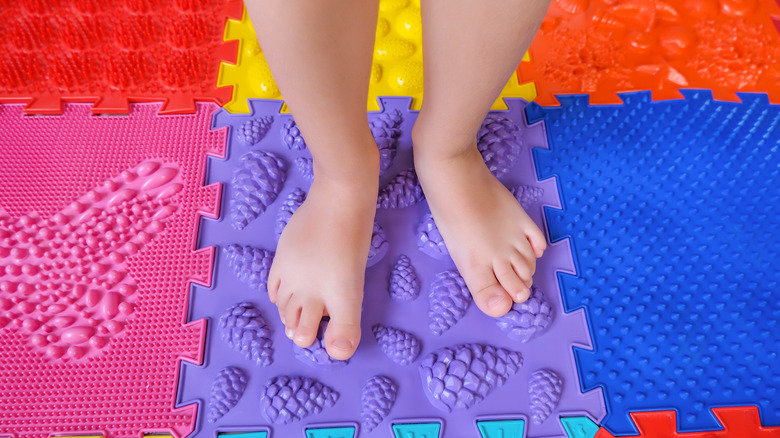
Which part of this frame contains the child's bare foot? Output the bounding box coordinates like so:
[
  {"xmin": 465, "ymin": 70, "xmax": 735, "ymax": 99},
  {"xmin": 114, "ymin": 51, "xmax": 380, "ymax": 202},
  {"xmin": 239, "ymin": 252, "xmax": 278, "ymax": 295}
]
[
  {"xmin": 268, "ymin": 149, "xmax": 379, "ymax": 360},
  {"xmin": 413, "ymin": 130, "xmax": 547, "ymax": 318}
]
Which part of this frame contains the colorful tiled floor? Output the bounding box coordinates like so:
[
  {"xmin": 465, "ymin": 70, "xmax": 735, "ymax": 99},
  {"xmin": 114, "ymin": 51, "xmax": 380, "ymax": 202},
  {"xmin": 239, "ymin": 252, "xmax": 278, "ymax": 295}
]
[{"xmin": 1, "ymin": 1, "xmax": 779, "ymax": 437}]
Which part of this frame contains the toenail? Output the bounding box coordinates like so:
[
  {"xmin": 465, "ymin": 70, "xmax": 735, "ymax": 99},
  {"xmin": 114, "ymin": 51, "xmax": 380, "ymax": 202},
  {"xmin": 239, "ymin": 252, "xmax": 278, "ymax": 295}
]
[
  {"xmin": 488, "ymin": 295, "xmax": 506, "ymax": 308},
  {"xmin": 285, "ymin": 328, "xmax": 294, "ymax": 339},
  {"xmin": 332, "ymin": 339, "xmax": 353, "ymax": 350}
]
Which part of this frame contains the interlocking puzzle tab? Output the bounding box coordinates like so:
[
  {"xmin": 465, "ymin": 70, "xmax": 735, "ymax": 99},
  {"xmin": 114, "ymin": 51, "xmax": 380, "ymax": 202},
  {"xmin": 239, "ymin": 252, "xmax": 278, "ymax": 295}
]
[{"xmin": 520, "ymin": 0, "xmax": 780, "ymax": 105}]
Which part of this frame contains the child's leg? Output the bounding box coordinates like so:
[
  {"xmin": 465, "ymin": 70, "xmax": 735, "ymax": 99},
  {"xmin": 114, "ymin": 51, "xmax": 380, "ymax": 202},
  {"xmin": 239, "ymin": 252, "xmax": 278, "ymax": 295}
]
[
  {"xmin": 245, "ymin": 0, "xmax": 380, "ymax": 360},
  {"xmin": 413, "ymin": 0, "xmax": 551, "ymax": 317}
]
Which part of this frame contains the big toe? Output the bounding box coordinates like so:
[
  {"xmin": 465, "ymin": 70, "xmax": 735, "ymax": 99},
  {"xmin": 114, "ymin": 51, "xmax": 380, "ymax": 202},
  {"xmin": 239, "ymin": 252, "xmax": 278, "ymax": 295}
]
[
  {"xmin": 471, "ymin": 281, "xmax": 514, "ymax": 317},
  {"xmin": 323, "ymin": 321, "xmax": 361, "ymax": 360},
  {"xmin": 323, "ymin": 300, "xmax": 362, "ymax": 360}
]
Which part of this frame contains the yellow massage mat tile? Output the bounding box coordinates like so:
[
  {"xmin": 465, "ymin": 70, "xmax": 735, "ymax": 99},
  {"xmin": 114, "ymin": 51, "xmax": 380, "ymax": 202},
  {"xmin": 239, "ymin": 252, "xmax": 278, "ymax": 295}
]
[{"xmin": 217, "ymin": 0, "xmax": 536, "ymax": 113}]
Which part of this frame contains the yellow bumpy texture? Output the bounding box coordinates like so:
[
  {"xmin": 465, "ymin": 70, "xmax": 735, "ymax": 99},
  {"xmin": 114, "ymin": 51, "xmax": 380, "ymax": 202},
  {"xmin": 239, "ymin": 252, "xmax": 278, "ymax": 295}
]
[{"xmin": 218, "ymin": 0, "xmax": 536, "ymax": 113}]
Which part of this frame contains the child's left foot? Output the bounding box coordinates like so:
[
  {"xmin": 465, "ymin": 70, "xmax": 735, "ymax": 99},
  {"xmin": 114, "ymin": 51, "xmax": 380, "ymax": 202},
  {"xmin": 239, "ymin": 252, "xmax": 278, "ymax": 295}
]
[{"xmin": 414, "ymin": 133, "xmax": 547, "ymax": 318}]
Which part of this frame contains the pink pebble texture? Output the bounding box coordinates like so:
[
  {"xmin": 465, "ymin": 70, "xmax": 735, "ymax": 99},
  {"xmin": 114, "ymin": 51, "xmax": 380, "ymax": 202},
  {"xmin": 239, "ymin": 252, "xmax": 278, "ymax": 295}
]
[
  {"xmin": 260, "ymin": 375, "xmax": 339, "ymax": 424},
  {"xmin": 428, "ymin": 270, "xmax": 472, "ymax": 335},
  {"xmin": 208, "ymin": 366, "xmax": 249, "ymax": 423},
  {"xmin": 419, "ymin": 343, "xmax": 523, "ymax": 412},
  {"xmin": 528, "ymin": 369, "xmax": 563, "ymax": 424},
  {"xmin": 218, "ymin": 302, "xmax": 273, "ymax": 366},
  {"xmin": 0, "ymin": 159, "xmax": 183, "ymax": 362},
  {"xmin": 361, "ymin": 375, "xmax": 398, "ymax": 431},
  {"xmin": 230, "ymin": 150, "xmax": 287, "ymax": 230}
]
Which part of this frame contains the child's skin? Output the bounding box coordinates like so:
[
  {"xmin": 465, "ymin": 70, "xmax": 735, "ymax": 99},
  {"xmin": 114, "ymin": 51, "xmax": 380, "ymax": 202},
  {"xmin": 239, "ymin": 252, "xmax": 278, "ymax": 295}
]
[{"xmin": 245, "ymin": 0, "xmax": 552, "ymax": 360}]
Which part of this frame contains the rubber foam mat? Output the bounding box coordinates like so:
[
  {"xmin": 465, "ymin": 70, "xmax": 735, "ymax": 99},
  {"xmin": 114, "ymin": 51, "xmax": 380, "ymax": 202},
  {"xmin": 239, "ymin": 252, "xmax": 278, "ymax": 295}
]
[
  {"xmin": 528, "ymin": 90, "xmax": 780, "ymax": 436},
  {"xmin": 217, "ymin": 0, "xmax": 536, "ymax": 114},
  {"xmin": 177, "ymin": 97, "xmax": 606, "ymax": 437},
  {"xmin": 519, "ymin": 0, "xmax": 780, "ymax": 106},
  {"xmin": 0, "ymin": 102, "xmax": 225, "ymax": 437},
  {"xmin": 0, "ymin": 0, "xmax": 241, "ymax": 114}
]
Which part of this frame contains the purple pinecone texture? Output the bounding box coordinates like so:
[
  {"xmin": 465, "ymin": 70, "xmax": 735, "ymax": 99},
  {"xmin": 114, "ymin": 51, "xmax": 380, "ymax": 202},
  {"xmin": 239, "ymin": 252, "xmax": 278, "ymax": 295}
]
[
  {"xmin": 236, "ymin": 115, "xmax": 273, "ymax": 145},
  {"xmin": 296, "ymin": 157, "xmax": 314, "ymax": 182},
  {"xmin": 231, "ymin": 150, "xmax": 287, "ymax": 230},
  {"xmin": 218, "ymin": 302, "xmax": 273, "ymax": 366},
  {"xmin": 372, "ymin": 324, "xmax": 421, "ymax": 366},
  {"xmin": 419, "ymin": 343, "xmax": 523, "ymax": 412},
  {"xmin": 416, "ymin": 213, "xmax": 449, "ymax": 259},
  {"xmin": 511, "ymin": 185, "xmax": 544, "ymax": 210},
  {"xmin": 281, "ymin": 118, "xmax": 307, "ymax": 150},
  {"xmin": 208, "ymin": 366, "xmax": 248, "ymax": 423},
  {"xmin": 362, "ymin": 375, "xmax": 398, "ymax": 431},
  {"xmin": 370, "ymin": 109, "xmax": 403, "ymax": 175},
  {"xmin": 389, "ymin": 255, "xmax": 420, "ymax": 301},
  {"xmin": 429, "ymin": 270, "xmax": 472, "ymax": 335},
  {"xmin": 261, "ymin": 375, "xmax": 339, "ymax": 424},
  {"xmin": 528, "ymin": 369, "xmax": 563, "ymax": 424},
  {"xmin": 377, "ymin": 168, "xmax": 424, "ymax": 209},
  {"xmin": 224, "ymin": 244, "xmax": 274, "ymax": 294},
  {"xmin": 495, "ymin": 286, "xmax": 552, "ymax": 343},
  {"xmin": 293, "ymin": 321, "xmax": 348, "ymax": 368},
  {"xmin": 275, "ymin": 188, "xmax": 306, "ymax": 240},
  {"xmin": 367, "ymin": 222, "xmax": 389, "ymax": 267},
  {"xmin": 477, "ymin": 114, "xmax": 522, "ymax": 177}
]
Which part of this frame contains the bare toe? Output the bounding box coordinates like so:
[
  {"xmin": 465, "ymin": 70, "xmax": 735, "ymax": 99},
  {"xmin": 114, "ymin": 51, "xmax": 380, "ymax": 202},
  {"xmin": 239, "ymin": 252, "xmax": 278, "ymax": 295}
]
[
  {"xmin": 323, "ymin": 300, "xmax": 362, "ymax": 360},
  {"xmin": 284, "ymin": 302, "xmax": 302, "ymax": 340},
  {"xmin": 294, "ymin": 303, "xmax": 324, "ymax": 347},
  {"xmin": 526, "ymin": 226, "xmax": 548, "ymax": 258},
  {"xmin": 494, "ymin": 261, "xmax": 531, "ymax": 303},
  {"xmin": 465, "ymin": 269, "xmax": 514, "ymax": 317}
]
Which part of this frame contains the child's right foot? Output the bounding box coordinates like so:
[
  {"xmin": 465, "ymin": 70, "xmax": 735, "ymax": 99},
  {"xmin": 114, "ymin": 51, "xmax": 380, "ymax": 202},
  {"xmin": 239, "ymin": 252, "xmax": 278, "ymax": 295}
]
[{"xmin": 267, "ymin": 148, "xmax": 379, "ymax": 360}]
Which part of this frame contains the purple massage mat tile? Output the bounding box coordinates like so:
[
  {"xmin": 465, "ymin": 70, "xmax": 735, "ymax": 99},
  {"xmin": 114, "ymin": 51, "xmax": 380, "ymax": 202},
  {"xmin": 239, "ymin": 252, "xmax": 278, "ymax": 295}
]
[{"xmin": 177, "ymin": 97, "xmax": 606, "ymax": 437}]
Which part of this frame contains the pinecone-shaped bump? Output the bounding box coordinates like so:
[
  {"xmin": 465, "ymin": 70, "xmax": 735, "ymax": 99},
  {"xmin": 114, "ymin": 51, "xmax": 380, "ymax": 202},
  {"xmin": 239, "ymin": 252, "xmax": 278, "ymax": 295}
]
[
  {"xmin": 236, "ymin": 115, "xmax": 274, "ymax": 145},
  {"xmin": 429, "ymin": 270, "xmax": 472, "ymax": 335},
  {"xmin": 511, "ymin": 185, "xmax": 544, "ymax": 210},
  {"xmin": 389, "ymin": 255, "xmax": 420, "ymax": 301},
  {"xmin": 281, "ymin": 118, "xmax": 307, "ymax": 150},
  {"xmin": 377, "ymin": 168, "xmax": 424, "ymax": 209},
  {"xmin": 260, "ymin": 375, "xmax": 339, "ymax": 424},
  {"xmin": 416, "ymin": 213, "xmax": 449, "ymax": 259},
  {"xmin": 362, "ymin": 375, "xmax": 398, "ymax": 431},
  {"xmin": 368, "ymin": 222, "xmax": 389, "ymax": 267},
  {"xmin": 275, "ymin": 188, "xmax": 306, "ymax": 240},
  {"xmin": 296, "ymin": 157, "xmax": 314, "ymax": 182},
  {"xmin": 370, "ymin": 109, "xmax": 403, "ymax": 175},
  {"xmin": 419, "ymin": 343, "xmax": 523, "ymax": 412},
  {"xmin": 208, "ymin": 366, "xmax": 248, "ymax": 423},
  {"xmin": 495, "ymin": 286, "xmax": 553, "ymax": 342},
  {"xmin": 372, "ymin": 324, "xmax": 422, "ymax": 365},
  {"xmin": 528, "ymin": 369, "xmax": 563, "ymax": 424},
  {"xmin": 230, "ymin": 150, "xmax": 287, "ymax": 230},
  {"xmin": 293, "ymin": 321, "xmax": 349, "ymax": 368},
  {"xmin": 218, "ymin": 302, "xmax": 273, "ymax": 366},
  {"xmin": 224, "ymin": 244, "xmax": 274, "ymax": 294},
  {"xmin": 477, "ymin": 114, "xmax": 522, "ymax": 177}
]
